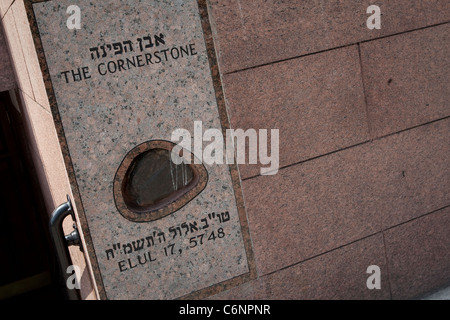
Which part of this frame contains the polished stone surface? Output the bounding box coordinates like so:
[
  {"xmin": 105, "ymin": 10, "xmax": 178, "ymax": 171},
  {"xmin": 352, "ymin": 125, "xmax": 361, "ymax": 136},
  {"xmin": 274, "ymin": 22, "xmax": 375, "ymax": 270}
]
[
  {"xmin": 223, "ymin": 45, "xmax": 369, "ymax": 179},
  {"xmin": 208, "ymin": 0, "xmax": 450, "ymax": 73},
  {"xmin": 243, "ymin": 118, "xmax": 449, "ymax": 276},
  {"xmin": 210, "ymin": 234, "xmax": 390, "ymax": 300},
  {"xmin": 31, "ymin": 0, "xmax": 252, "ymax": 299},
  {"xmin": 360, "ymin": 24, "xmax": 450, "ymax": 137},
  {"xmin": 385, "ymin": 206, "xmax": 450, "ymax": 299}
]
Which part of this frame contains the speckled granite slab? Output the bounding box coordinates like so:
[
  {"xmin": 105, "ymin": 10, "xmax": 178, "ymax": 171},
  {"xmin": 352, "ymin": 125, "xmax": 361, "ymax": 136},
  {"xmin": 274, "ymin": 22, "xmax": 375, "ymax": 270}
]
[{"xmin": 27, "ymin": 0, "xmax": 255, "ymax": 299}]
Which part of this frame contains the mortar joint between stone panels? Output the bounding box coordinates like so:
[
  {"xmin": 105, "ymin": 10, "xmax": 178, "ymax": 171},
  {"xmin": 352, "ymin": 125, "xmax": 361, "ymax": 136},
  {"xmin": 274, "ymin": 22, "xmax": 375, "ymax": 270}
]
[
  {"xmin": 379, "ymin": 203, "xmax": 450, "ymax": 299},
  {"xmin": 256, "ymin": 230, "xmax": 387, "ymax": 281},
  {"xmin": 11, "ymin": 5, "xmax": 37, "ymax": 103},
  {"xmin": 19, "ymin": 87, "xmax": 51, "ymax": 115},
  {"xmin": 358, "ymin": 20, "xmax": 450, "ymax": 45},
  {"xmin": 382, "ymin": 204, "xmax": 450, "ymax": 235},
  {"xmin": 222, "ymin": 20, "xmax": 450, "ymax": 76},
  {"xmin": 1, "ymin": 0, "xmax": 15, "ymax": 20},
  {"xmin": 223, "ymin": 42, "xmax": 356, "ymax": 76},
  {"xmin": 357, "ymin": 42, "xmax": 373, "ymax": 141},
  {"xmin": 242, "ymin": 115, "xmax": 450, "ymax": 182},
  {"xmin": 257, "ymin": 203, "xmax": 450, "ymax": 289}
]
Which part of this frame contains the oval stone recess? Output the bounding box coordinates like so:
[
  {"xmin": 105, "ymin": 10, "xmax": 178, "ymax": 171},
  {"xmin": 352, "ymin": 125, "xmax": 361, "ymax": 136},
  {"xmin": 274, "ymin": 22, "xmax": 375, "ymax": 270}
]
[{"xmin": 114, "ymin": 140, "xmax": 208, "ymax": 223}]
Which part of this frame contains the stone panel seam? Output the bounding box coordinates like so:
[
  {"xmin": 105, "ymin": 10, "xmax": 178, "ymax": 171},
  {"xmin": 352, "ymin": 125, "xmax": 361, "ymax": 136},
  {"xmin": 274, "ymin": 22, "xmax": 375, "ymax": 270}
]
[
  {"xmin": 257, "ymin": 204, "xmax": 450, "ymax": 280},
  {"xmin": 382, "ymin": 204, "xmax": 450, "ymax": 299},
  {"xmin": 357, "ymin": 42, "xmax": 373, "ymax": 140},
  {"xmin": 18, "ymin": 87, "xmax": 50, "ymax": 115},
  {"xmin": 242, "ymin": 115, "xmax": 450, "ymax": 181},
  {"xmin": 223, "ymin": 21, "xmax": 450, "ymax": 76},
  {"xmin": 382, "ymin": 204, "xmax": 450, "ymax": 234},
  {"xmin": 10, "ymin": 1, "xmax": 35, "ymax": 101},
  {"xmin": 0, "ymin": 0, "xmax": 15, "ymax": 20}
]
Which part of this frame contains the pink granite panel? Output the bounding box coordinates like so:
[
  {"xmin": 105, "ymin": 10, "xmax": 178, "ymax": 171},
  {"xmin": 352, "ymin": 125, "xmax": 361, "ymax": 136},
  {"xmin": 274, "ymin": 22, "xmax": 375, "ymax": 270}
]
[
  {"xmin": 208, "ymin": 0, "xmax": 450, "ymax": 73},
  {"xmin": 384, "ymin": 206, "xmax": 450, "ymax": 299},
  {"xmin": 361, "ymin": 24, "xmax": 450, "ymax": 137},
  {"xmin": 223, "ymin": 45, "xmax": 369, "ymax": 179},
  {"xmin": 243, "ymin": 118, "xmax": 450, "ymax": 275},
  {"xmin": 262, "ymin": 234, "xmax": 389, "ymax": 299},
  {"xmin": 210, "ymin": 234, "xmax": 390, "ymax": 299}
]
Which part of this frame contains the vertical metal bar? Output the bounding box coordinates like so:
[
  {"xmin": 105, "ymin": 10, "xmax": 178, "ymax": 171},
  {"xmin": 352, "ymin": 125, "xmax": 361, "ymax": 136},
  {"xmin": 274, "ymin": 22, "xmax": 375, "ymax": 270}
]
[{"xmin": 49, "ymin": 195, "xmax": 80, "ymax": 300}]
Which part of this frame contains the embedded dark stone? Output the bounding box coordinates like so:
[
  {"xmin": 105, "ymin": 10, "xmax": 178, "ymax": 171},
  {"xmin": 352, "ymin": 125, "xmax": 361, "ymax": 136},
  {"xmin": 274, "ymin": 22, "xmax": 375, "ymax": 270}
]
[{"xmin": 122, "ymin": 148, "xmax": 194, "ymax": 212}]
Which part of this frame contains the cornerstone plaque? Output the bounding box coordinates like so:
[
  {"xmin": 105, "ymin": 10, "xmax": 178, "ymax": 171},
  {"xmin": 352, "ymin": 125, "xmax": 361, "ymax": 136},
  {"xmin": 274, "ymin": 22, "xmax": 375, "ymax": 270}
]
[{"xmin": 26, "ymin": 0, "xmax": 255, "ymax": 299}]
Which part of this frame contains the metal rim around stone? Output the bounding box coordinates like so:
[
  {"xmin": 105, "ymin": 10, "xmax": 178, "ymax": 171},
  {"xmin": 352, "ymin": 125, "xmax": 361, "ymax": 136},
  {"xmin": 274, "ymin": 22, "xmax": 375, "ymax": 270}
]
[{"xmin": 113, "ymin": 140, "xmax": 208, "ymax": 223}]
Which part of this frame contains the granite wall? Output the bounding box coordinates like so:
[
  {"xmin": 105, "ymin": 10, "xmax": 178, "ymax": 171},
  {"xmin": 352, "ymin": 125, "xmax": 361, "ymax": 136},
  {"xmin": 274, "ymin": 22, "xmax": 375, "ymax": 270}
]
[
  {"xmin": 0, "ymin": 0, "xmax": 449, "ymax": 300},
  {"xmin": 207, "ymin": 0, "xmax": 450, "ymax": 299}
]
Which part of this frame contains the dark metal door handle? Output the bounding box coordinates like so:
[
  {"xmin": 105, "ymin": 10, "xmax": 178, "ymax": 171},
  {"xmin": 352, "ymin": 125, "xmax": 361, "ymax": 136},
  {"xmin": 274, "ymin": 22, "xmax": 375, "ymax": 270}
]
[{"xmin": 49, "ymin": 195, "xmax": 81, "ymax": 300}]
